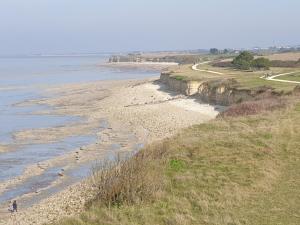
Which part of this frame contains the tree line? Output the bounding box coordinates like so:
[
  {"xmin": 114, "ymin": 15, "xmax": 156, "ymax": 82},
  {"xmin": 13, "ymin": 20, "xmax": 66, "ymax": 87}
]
[{"xmin": 232, "ymin": 51, "xmax": 271, "ymax": 70}]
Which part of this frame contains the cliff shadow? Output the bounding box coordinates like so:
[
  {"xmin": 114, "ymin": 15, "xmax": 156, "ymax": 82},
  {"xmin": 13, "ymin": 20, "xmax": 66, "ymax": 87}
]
[
  {"xmin": 153, "ymin": 80, "xmax": 227, "ymax": 113},
  {"xmin": 152, "ymin": 80, "xmax": 184, "ymax": 97},
  {"xmin": 192, "ymin": 97, "xmax": 227, "ymax": 113}
]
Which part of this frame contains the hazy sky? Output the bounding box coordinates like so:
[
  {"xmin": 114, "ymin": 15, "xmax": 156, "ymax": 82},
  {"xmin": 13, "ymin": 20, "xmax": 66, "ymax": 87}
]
[{"xmin": 0, "ymin": 0, "xmax": 299, "ymax": 54}]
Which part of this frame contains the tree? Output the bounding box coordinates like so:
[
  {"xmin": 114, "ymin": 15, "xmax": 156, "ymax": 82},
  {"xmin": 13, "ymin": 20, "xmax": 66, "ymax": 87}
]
[
  {"xmin": 223, "ymin": 49, "xmax": 229, "ymax": 54},
  {"xmin": 235, "ymin": 51, "xmax": 254, "ymax": 62},
  {"xmin": 232, "ymin": 51, "xmax": 254, "ymax": 70},
  {"xmin": 251, "ymin": 58, "xmax": 271, "ymax": 70},
  {"xmin": 210, "ymin": 48, "xmax": 219, "ymax": 55},
  {"xmin": 232, "ymin": 51, "xmax": 270, "ymax": 70}
]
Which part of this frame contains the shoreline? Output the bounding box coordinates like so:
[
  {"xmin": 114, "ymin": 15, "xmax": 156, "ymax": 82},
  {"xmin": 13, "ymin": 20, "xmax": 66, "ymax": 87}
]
[
  {"xmin": 100, "ymin": 62, "xmax": 179, "ymax": 72},
  {"xmin": 0, "ymin": 76, "xmax": 222, "ymax": 225}
]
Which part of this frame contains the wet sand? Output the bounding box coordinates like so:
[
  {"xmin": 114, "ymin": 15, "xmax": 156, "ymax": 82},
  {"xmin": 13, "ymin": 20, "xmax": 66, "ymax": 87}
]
[
  {"xmin": 0, "ymin": 145, "xmax": 11, "ymax": 153},
  {"xmin": 0, "ymin": 77, "xmax": 222, "ymax": 225}
]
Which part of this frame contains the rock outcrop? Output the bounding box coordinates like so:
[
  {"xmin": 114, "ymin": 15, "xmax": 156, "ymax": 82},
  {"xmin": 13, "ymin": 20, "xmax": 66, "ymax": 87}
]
[
  {"xmin": 160, "ymin": 72, "xmax": 278, "ymax": 106},
  {"xmin": 160, "ymin": 72, "xmax": 202, "ymax": 96}
]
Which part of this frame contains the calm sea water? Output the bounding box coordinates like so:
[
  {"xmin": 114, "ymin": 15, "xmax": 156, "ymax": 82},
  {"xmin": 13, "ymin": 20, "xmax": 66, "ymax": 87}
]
[
  {"xmin": 0, "ymin": 55, "xmax": 157, "ymax": 206},
  {"xmin": 0, "ymin": 55, "xmax": 156, "ymax": 88},
  {"xmin": 0, "ymin": 55, "xmax": 156, "ymax": 144}
]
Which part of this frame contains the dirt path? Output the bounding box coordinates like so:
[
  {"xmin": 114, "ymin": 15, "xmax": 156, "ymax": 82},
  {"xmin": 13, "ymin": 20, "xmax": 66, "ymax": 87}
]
[
  {"xmin": 193, "ymin": 62, "xmax": 300, "ymax": 85},
  {"xmin": 192, "ymin": 62, "xmax": 224, "ymax": 75},
  {"xmin": 260, "ymin": 72, "xmax": 300, "ymax": 84}
]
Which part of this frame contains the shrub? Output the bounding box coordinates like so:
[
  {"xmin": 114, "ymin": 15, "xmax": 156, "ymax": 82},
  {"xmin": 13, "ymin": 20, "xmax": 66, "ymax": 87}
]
[
  {"xmin": 232, "ymin": 52, "xmax": 271, "ymax": 70},
  {"xmin": 210, "ymin": 48, "xmax": 219, "ymax": 55},
  {"xmin": 212, "ymin": 61, "xmax": 234, "ymax": 68},
  {"xmin": 219, "ymin": 97, "xmax": 287, "ymax": 117},
  {"xmin": 223, "ymin": 49, "xmax": 229, "ymax": 54},
  {"xmin": 89, "ymin": 144, "xmax": 168, "ymax": 207},
  {"xmin": 169, "ymin": 159, "xmax": 186, "ymax": 172},
  {"xmin": 158, "ymin": 55, "xmax": 202, "ymax": 64},
  {"xmin": 236, "ymin": 59, "xmax": 252, "ymax": 70},
  {"xmin": 173, "ymin": 75, "xmax": 185, "ymax": 81},
  {"xmin": 294, "ymin": 85, "xmax": 300, "ymax": 95},
  {"xmin": 252, "ymin": 57, "xmax": 271, "ymax": 70},
  {"xmin": 271, "ymin": 60, "xmax": 300, "ymax": 68},
  {"xmin": 232, "ymin": 51, "xmax": 254, "ymax": 70}
]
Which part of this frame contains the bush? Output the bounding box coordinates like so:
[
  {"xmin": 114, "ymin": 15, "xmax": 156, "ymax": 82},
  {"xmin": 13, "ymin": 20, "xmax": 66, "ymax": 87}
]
[
  {"xmin": 89, "ymin": 144, "xmax": 168, "ymax": 207},
  {"xmin": 252, "ymin": 57, "xmax": 271, "ymax": 70},
  {"xmin": 158, "ymin": 55, "xmax": 202, "ymax": 64},
  {"xmin": 294, "ymin": 85, "xmax": 300, "ymax": 95},
  {"xmin": 232, "ymin": 52, "xmax": 271, "ymax": 70},
  {"xmin": 232, "ymin": 51, "xmax": 254, "ymax": 70},
  {"xmin": 169, "ymin": 159, "xmax": 186, "ymax": 172},
  {"xmin": 236, "ymin": 59, "xmax": 252, "ymax": 70},
  {"xmin": 173, "ymin": 75, "xmax": 185, "ymax": 81},
  {"xmin": 219, "ymin": 97, "xmax": 287, "ymax": 117},
  {"xmin": 271, "ymin": 60, "xmax": 300, "ymax": 68},
  {"xmin": 212, "ymin": 61, "xmax": 234, "ymax": 68},
  {"xmin": 210, "ymin": 48, "xmax": 219, "ymax": 55},
  {"xmin": 236, "ymin": 51, "xmax": 254, "ymax": 62}
]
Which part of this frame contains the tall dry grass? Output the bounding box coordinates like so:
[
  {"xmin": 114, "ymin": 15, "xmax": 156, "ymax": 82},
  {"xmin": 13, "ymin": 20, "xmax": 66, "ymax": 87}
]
[
  {"xmin": 89, "ymin": 143, "xmax": 168, "ymax": 208},
  {"xmin": 219, "ymin": 97, "xmax": 288, "ymax": 117}
]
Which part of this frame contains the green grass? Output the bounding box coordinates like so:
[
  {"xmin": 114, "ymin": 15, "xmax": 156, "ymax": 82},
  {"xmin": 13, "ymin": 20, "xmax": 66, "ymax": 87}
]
[
  {"xmin": 169, "ymin": 63, "xmax": 299, "ymax": 92},
  {"xmin": 173, "ymin": 75, "xmax": 185, "ymax": 81},
  {"xmin": 169, "ymin": 159, "xmax": 186, "ymax": 172},
  {"xmin": 278, "ymin": 72, "xmax": 300, "ymax": 82},
  {"xmin": 234, "ymin": 72, "xmax": 299, "ymax": 91},
  {"xmin": 57, "ymin": 99, "xmax": 300, "ymax": 225}
]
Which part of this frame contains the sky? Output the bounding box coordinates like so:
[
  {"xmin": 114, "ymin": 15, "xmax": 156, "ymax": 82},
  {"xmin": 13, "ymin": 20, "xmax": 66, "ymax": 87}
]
[{"xmin": 0, "ymin": 0, "xmax": 299, "ymax": 54}]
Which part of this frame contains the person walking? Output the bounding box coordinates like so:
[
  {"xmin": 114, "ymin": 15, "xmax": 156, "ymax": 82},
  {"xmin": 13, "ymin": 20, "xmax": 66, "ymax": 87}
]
[{"xmin": 12, "ymin": 200, "xmax": 17, "ymax": 213}]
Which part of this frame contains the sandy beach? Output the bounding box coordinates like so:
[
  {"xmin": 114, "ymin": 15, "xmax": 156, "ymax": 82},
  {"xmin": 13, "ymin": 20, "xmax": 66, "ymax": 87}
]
[{"xmin": 0, "ymin": 77, "xmax": 222, "ymax": 225}]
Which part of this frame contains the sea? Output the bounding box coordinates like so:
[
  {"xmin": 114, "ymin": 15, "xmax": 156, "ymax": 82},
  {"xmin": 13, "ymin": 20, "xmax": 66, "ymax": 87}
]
[{"xmin": 0, "ymin": 54, "xmax": 157, "ymax": 208}]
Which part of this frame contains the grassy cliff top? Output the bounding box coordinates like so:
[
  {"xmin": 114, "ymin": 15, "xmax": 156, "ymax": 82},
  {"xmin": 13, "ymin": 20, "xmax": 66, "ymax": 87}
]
[{"xmin": 167, "ymin": 63, "xmax": 299, "ymax": 92}]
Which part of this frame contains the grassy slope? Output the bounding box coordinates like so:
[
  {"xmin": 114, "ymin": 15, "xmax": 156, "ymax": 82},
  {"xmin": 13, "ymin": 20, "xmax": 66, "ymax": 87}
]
[
  {"xmin": 57, "ymin": 100, "xmax": 300, "ymax": 225},
  {"xmin": 279, "ymin": 72, "xmax": 300, "ymax": 82}
]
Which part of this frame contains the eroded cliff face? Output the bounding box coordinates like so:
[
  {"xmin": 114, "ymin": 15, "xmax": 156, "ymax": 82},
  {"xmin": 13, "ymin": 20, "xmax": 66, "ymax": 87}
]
[
  {"xmin": 160, "ymin": 72, "xmax": 202, "ymax": 96},
  {"xmin": 160, "ymin": 72, "xmax": 277, "ymax": 106},
  {"xmin": 196, "ymin": 80, "xmax": 256, "ymax": 105}
]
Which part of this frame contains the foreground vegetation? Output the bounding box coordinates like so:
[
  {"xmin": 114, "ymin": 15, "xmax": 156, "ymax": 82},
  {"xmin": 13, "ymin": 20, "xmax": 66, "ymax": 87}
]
[{"xmin": 55, "ymin": 92, "xmax": 300, "ymax": 225}]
